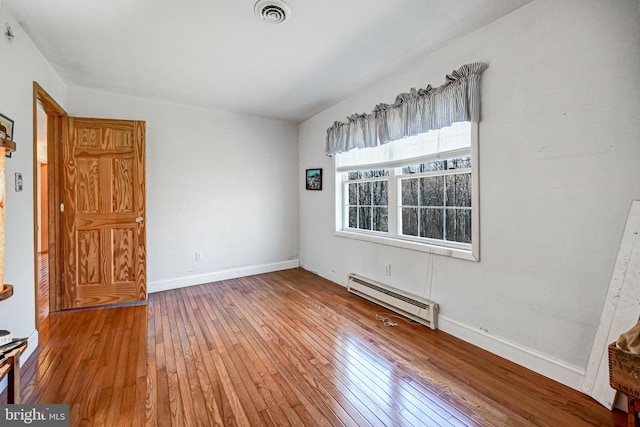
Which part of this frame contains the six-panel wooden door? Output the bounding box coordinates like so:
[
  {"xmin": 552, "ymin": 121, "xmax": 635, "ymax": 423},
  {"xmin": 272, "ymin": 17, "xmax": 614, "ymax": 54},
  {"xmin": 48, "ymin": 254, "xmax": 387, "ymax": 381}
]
[{"xmin": 62, "ymin": 117, "xmax": 146, "ymax": 309}]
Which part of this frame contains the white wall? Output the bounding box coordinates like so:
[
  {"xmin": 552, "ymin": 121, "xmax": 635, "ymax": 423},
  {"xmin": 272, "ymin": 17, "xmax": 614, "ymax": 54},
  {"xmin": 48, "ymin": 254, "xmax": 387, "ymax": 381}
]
[
  {"xmin": 299, "ymin": 0, "xmax": 640, "ymax": 390},
  {"xmin": 66, "ymin": 86, "xmax": 300, "ymax": 292},
  {"xmin": 0, "ymin": 5, "xmax": 66, "ymax": 360},
  {"xmin": 0, "ymin": 2, "xmax": 298, "ymax": 394}
]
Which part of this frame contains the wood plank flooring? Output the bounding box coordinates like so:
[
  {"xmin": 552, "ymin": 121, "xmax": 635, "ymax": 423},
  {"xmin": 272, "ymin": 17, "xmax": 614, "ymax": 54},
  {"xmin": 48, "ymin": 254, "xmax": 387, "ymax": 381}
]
[{"xmin": 3, "ymin": 268, "xmax": 627, "ymax": 426}]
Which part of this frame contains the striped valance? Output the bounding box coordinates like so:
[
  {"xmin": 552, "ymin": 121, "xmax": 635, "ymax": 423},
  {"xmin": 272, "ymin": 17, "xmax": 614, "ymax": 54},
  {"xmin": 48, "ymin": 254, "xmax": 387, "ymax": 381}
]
[{"xmin": 325, "ymin": 62, "xmax": 488, "ymax": 156}]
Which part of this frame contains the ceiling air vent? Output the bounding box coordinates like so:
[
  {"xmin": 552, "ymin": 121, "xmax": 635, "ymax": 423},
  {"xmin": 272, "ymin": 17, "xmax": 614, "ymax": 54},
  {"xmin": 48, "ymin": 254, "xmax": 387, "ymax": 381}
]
[{"xmin": 254, "ymin": 0, "xmax": 291, "ymax": 24}]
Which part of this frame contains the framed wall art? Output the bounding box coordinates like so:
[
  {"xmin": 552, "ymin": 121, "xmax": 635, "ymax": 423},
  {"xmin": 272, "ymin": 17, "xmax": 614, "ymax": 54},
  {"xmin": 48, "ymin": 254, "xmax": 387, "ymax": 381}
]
[
  {"xmin": 0, "ymin": 113, "xmax": 13, "ymax": 141},
  {"xmin": 0, "ymin": 113, "xmax": 14, "ymax": 158},
  {"xmin": 305, "ymin": 168, "xmax": 322, "ymax": 191}
]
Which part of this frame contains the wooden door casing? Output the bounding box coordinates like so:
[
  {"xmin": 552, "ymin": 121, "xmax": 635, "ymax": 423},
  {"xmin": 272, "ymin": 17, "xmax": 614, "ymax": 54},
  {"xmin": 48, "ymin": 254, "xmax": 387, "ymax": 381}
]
[{"xmin": 62, "ymin": 117, "xmax": 146, "ymax": 309}]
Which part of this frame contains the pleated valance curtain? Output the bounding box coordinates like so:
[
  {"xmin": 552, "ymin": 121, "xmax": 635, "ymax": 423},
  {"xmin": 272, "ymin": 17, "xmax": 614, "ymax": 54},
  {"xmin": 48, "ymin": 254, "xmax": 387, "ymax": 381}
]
[{"xmin": 325, "ymin": 62, "xmax": 488, "ymax": 156}]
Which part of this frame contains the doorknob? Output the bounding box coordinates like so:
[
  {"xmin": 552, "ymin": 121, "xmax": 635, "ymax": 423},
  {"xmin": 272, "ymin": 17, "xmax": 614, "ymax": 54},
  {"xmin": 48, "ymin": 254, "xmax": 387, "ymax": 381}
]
[{"xmin": 135, "ymin": 217, "xmax": 144, "ymax": 224}]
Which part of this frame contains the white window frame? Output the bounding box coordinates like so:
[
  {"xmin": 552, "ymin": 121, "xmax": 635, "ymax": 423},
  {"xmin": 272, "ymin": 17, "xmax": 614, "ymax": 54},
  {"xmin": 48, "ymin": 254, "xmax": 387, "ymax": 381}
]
[
  {"xmin": 334, "ymin": 123, "xmax": 480, "ymax": 262},
  {"xmin": 342, "ymin": 172, "xmax": 390, "ymax": 233}
]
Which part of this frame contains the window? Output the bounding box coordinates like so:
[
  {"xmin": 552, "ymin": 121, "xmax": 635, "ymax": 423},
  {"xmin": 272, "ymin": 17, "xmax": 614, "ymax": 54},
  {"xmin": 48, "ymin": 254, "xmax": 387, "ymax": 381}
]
[
  {"xmin": 346, "ymin": 170, "xmax": 389, "ymax": 232},
  {"xmin": 335, "ymin": 122, "xmax": 478, "ymax": 260},
  {"xmin": 399, "ymin": 157, "xmax": 471, "ymax": 244}
]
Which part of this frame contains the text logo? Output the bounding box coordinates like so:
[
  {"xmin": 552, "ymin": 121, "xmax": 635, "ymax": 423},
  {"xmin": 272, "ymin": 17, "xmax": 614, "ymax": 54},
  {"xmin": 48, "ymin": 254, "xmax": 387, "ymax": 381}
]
[{"xmin": 0, "ymin": 405, "xmax": 69, "ymax": 426}]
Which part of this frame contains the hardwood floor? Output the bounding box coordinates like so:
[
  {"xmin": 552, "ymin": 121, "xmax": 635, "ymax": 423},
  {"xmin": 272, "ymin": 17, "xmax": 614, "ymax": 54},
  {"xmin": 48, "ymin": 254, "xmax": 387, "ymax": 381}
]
[{"xmin": 4, "ymin": 268, "xmax": 626, "ymax": 426}]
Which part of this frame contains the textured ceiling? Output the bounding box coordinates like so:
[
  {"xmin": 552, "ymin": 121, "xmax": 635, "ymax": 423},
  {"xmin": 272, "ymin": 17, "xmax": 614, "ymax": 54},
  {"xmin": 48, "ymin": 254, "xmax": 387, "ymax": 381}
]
[{"xmin": 6, "ymin": 0, "xmax": 532, "ymax": 123}]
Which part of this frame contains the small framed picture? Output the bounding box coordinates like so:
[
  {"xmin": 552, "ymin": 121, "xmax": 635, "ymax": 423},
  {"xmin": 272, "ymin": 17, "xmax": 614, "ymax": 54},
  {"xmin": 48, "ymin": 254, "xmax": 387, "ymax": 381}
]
[
  {"xmin": 0, "ymin": 113, "xmax": 14, "ymax": 141},
  {"xmin": 306, "ymin": 168, "xmax": 322, "ymax": 191},
  {"xmin": 0, "ymin": 113, "xmax": 14, "ymax": 158}
]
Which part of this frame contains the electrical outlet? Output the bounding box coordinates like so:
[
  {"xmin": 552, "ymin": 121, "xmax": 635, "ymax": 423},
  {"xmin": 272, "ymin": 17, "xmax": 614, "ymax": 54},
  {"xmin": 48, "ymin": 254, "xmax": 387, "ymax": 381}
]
[
  {"xmin": 385, "ymin": 264, "xmax": 391, "ymax": 276},
  {"xmin": 195, "ymin": 251, "xmax": 204, "ymax": 261}
]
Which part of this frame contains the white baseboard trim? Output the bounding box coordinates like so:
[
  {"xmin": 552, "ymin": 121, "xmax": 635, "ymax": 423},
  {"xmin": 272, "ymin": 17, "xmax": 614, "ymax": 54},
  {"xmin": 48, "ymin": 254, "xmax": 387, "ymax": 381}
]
[
  {"xmin": 438, "ymin": 315, "xmax": 585, "ymax": 391},
  {"xmin": 148, "ymin": 259, "xmax": 301, "ymax": 294},
  {"xmin": 0, "ymin": 329, "xmax": 39, "ymax": 395},
  {"xmin": 23, "ymin": 329, "xmax": 39, "ymax": 364}
]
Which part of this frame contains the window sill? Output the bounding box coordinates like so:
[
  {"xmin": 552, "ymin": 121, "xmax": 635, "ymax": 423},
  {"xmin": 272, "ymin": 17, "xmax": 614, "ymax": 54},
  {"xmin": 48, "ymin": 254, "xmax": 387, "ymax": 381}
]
[{"xmin": 333, "ymin": 230, "xmax": 479, "ymax": 262}]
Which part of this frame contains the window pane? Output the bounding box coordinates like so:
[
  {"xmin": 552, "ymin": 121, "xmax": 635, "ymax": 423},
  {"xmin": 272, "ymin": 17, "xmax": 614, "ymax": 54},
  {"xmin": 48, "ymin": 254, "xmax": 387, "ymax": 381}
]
[
  {"xmin": 403, "ymin": 160, "xmax": 445, "ymax": 174},
  {"xmin": 420, "ymin": 176, "xmax": 444, "ymax": 207},
  {"xmin": 348, "ymin": 169, "xmax": 389, "ymax": 180},
  {"xmin": 401, "ymin": 208, "xmax": 419, "ymax": 236},
  {"xmin": 420, "ymin": 208, "xmax": 444, "ymax": 239},
  {"xmin": 348, "ymin": 207, "xmax": 358, "ymax": 228},
  {"xmin": 431, "ymin": 160, "xmax": 446, "ymax": 171},
  {"xmin": 362, "ymin": 169, "xmax": 389, "ymax": 179},
  {"xmin": 348, "ymin": 183, "xmax": 357, "ymax": 205},
  {"xmin": 445, "ymin": 173, "xmax": 471, "ymax": 207},
  {"xmin": 358, "ymin": 207, "xmax": 371, "ymax": 230},
  {"xmin": 401, "ymin": 179, "xmax": 419, "ymax": 206},
  {"xmin": 372, "ymin": 180, "xmax": 388, "ymax": 206},
  {"xmin": 373, "ymin": 207, "xmax": 388, "ymax": 232},
  {"xmin": 358, "ymin": 182, "xmax": 371, "ymax": 205},
  {"xmin": 403, "ymin": 164, "xmax": 422, "ymax": 174},
  {"xmin": 446, "ymin": 208, "xmax": 472, "ymax": 243},
  {"xmin": 455, "ymin": 157, "xmax": 472, "ymax": 169}
]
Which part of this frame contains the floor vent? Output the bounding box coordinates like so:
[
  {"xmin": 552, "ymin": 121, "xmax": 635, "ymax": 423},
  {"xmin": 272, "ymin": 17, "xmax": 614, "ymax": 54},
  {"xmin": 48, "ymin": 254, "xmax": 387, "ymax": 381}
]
[{"xmin": 347, "ymin": 274, "xmax": 438, "ymax": 330}]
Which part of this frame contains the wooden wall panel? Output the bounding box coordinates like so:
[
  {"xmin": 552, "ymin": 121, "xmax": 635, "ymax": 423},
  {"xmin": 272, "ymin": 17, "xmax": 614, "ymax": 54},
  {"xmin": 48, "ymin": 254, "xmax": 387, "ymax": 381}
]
[
  {"xmin": 76, "ymin": 127, "xmax": 99, "ymax": 148},
  {"xmin": 77, "ymin": 159, "xmax": 99, "ymax": 214},
  {"xmin": 113, "ymin": 158, "xmax": 133, "ymax": 213},
  {"xmin": 112, "ymin": 228, "xmax": 134, "ymax": 284},
  {"xmin": 103, "ymin": 128, "xmax": 133, "ymax": 150},
  {"xmin": 78, "ymin": 230, "xmax": 100, "ymax": 286}
]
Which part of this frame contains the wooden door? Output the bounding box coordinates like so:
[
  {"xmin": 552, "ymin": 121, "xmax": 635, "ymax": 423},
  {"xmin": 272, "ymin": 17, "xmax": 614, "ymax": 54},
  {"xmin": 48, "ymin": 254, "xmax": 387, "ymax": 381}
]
[{"xmin": 62, "ymin": 117, "xmax": 146, "ymax": 309}]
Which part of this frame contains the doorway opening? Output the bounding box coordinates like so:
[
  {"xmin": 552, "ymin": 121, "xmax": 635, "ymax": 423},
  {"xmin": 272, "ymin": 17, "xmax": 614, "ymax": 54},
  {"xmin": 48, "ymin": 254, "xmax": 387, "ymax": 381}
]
[
  {"xmin": 35, "ymin": 100, "xmax": 48, "ymax": 324},
  {"xmin": 32, "ymin": 83, "xmax": 147, "ymax": 321},
  {"xmin": 33, "ymin": 82, "xmax": 66, "ymax": 328}
]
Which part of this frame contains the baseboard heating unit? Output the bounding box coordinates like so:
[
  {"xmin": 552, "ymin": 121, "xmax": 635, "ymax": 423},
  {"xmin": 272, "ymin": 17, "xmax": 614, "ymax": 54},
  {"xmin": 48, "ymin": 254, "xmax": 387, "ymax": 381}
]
[{"xmin": 347, "ymin": 273, "xmax": 439, "ymax": 330}]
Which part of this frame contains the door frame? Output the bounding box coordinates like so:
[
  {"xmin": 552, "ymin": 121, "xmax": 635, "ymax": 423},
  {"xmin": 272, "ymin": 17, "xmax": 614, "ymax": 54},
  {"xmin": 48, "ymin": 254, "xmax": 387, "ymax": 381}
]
[{"xmin": 33, "ymin": 82, "xmax": 66, "ymax": 325}]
